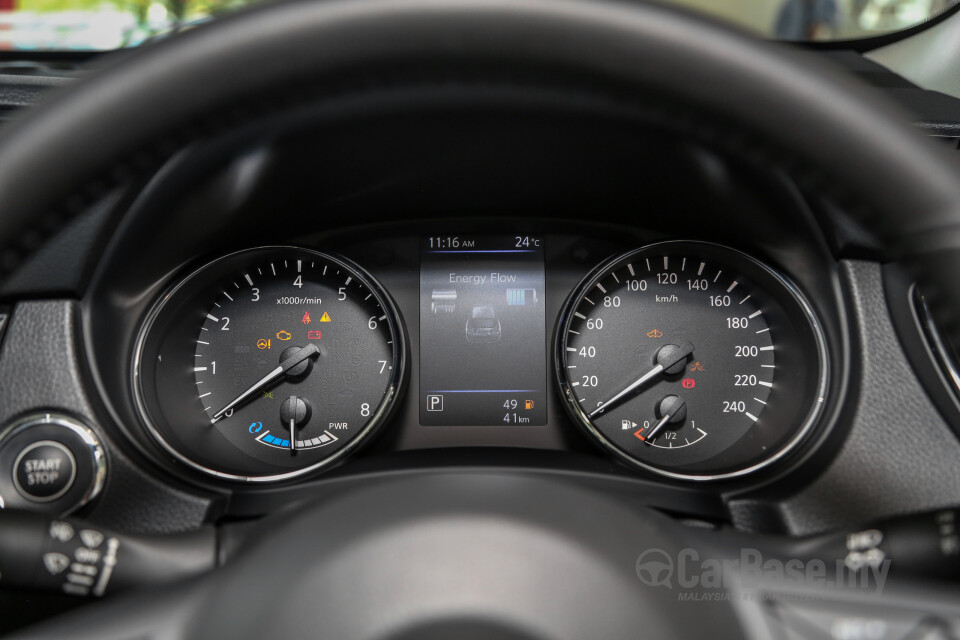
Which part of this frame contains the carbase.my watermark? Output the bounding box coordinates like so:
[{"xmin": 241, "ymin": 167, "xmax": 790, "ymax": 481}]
[{"xmin": 635, "ymin": 547, "xmax": 891, "ymax": 597}]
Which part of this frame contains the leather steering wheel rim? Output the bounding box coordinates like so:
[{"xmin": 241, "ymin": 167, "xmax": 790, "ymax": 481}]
[
  {"xmin": 2, "ymin": 0, "xmax": 959, "ymax": 329},
  {"xmin": 0, "ymin": 0, "xmax": 959, "ymax": 329},
  {"xmin": 2, "ymin": 0, "xmax": 960, "ymax": 637}
]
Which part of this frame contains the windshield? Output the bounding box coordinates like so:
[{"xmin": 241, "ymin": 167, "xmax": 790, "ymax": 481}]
[
  {"xmin": 0, "ymin": 0, "xmax": 957, "ymax": 51},
  {"xmin": 674, "ymin": 0, "xmax": 960, "ymax": 40}
]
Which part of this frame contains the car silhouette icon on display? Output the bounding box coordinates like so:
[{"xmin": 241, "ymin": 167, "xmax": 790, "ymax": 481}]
[{"xmin": 466, "ymin": 306, "xmax": 501, "ymax": 343}]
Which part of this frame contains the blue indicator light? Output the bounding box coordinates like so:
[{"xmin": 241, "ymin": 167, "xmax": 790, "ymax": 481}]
[
  {"xmin": 279, "ymin": 440, "xmax": 290, "ymax": 447},
  {"xmin": 248, "ymin": 422, "xmax": 263, "ymax": 433},
  {"xmin": 264, "ymin": 435, "xmax": 275, "ymax": 444}
]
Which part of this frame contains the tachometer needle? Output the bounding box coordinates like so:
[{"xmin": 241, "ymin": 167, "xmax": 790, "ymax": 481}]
[
  {"xmin": 588, "ymin": 341, "xmax": 693, "ymax": 419},
  {"xmin": 211, "ymin": 344, "xmax": 320, "ymax": 421}
]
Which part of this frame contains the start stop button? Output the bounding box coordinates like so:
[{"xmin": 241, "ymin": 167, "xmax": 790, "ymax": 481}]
[
  {"xmin": 13, "ymin": 440, "xmax": 77, "ymax": 502},
  {"xmin": 0, "ymin": 414, "xmax": 105, "ymax": 515}
]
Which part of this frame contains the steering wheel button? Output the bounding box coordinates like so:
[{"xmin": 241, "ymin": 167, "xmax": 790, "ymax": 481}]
[{"xmin": 12, "ymin": 441, "xmax": 77, "ymax": 502}]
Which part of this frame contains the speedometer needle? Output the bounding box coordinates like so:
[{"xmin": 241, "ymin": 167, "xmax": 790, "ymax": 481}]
[
  {"xmin": 211, "ymin": 344, "xmax": 320, "ymax": 421},
  {"xmin": 587, "ymin": 341, "xmax": 693, "ymax": 419}
]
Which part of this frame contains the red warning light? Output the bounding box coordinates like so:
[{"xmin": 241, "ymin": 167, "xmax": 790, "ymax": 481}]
[
  {"xmin": 681, "ymin": 378, "xmax": 696, "ymax": 389},
  {"xmin": 302, "ymin": 311, "xmax": 311, "ymax": 324},
  {"xmin": 307, "ymin": 330, "xmax": 322, "ymax": 340}
]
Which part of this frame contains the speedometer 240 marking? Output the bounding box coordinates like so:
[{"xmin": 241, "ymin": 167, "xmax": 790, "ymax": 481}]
[{"xmin": 556, "ymin": 241, "xmax": 828, "ymax": 481}]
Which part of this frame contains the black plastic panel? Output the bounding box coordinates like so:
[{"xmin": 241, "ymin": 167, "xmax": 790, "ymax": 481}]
[
  {"xmin": 0, "ymin": 302, "xmax": 219, "ymax": 534},
  {"xmin": 728, "ymin": 261, "xmax": 960, "ymax": 535}
]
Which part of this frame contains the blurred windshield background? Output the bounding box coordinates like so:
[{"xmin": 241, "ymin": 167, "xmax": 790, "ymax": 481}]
[
  {"xmin": 676, "ymin": 0, "xmax": 959, "ymax": 40},
  {"xmin": 0, "ymin": 0, "xmax": 956, "ymax": 51}
]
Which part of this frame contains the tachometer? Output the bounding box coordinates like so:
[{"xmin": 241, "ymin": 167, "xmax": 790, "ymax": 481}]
[
  {"xmin": 556, "ymin": 241, "xmax": 827, "ymax": 480},
  {"xmin": 134, "ymin": 247, "xmax": 406, "ymax": 482}
]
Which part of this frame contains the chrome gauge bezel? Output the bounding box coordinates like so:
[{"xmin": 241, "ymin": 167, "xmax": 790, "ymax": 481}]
[
  {"xmin": 554, "ymin": 240, "xmax": 829, "ymax": 482},
  {"xmin": 132, "ymin": 246, "xmax": 407, "ymax": 483}
]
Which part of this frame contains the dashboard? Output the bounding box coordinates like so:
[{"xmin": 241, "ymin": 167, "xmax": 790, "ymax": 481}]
[
  {"xmin": 2, "ymin": 62, "xmax": 958, "ymax": 542},
  {"xmin": 58, "ymin": 99, "xmax": 864, "ymax": 521},
  {"xmin": 5, "ymin": 2, "xmax": 960, "ymax": 636},
  {"xmin": 0, "ymin": 92, "xmax": 914, "ymax": 531}
]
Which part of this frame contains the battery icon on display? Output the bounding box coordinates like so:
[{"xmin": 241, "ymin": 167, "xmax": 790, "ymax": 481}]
[{"xmin": 506, "ymin": 288, "xmax": 538, "ymax": 306}]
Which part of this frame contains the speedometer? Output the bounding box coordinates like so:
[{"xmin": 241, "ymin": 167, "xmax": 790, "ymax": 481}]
[
  {"xmin": 134, "ymin": 247, "xmax": 406, "ymax": 482},
  {"xmin": 556, "ymin": 241, "xmax": 828, "ymax": 480}
]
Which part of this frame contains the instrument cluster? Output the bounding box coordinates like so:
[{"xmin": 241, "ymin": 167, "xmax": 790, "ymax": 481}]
[{"xmin": 131, "ymin": 230, "xmax": 832, "ymax": 484}]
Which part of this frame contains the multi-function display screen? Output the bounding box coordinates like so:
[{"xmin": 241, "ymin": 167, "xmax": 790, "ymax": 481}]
[{"xmin": 419, "ymin": 235, "xmax": 547, "ymax": 426}]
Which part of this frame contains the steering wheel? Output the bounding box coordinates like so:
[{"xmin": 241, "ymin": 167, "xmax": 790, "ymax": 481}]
[{"xmin": 2, "ymin": 0, "xmax": 960, "ymax": 637}]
